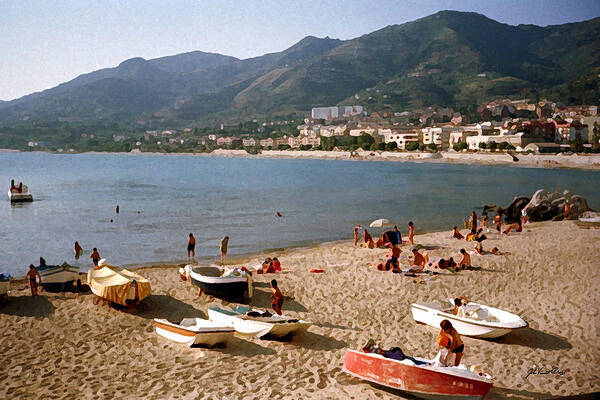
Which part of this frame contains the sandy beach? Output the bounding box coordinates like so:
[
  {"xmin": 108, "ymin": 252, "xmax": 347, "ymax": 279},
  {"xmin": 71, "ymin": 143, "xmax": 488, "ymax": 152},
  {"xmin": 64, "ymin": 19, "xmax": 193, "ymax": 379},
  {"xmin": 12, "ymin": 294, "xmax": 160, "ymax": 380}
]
[{"xmin": 1, "ymin": 220, "xmax": 599, "ymax": 399}]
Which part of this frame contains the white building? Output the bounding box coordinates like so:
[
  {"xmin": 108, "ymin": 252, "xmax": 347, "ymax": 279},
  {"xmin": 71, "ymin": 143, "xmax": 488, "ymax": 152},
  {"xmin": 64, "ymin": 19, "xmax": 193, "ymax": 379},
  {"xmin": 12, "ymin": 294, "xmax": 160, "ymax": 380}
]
[
  {"xmin": 466, "ymin": 131, "xmax": 524, "ymax": 150},
  {"xmin": 349, "ymin": 126, "xmax": 376, "ymax": 137},
  {"xmin": 382, "ymin": 131, "xmax": 419, "ymax": 150}
]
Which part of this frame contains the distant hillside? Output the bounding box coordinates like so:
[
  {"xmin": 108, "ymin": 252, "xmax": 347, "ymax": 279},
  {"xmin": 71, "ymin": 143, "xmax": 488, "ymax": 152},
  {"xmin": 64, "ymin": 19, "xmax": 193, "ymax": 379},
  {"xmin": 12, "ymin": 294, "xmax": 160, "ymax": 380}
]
[{"xmin": 0, "ymin": 11, "xmax": 598, "ymax": 127}]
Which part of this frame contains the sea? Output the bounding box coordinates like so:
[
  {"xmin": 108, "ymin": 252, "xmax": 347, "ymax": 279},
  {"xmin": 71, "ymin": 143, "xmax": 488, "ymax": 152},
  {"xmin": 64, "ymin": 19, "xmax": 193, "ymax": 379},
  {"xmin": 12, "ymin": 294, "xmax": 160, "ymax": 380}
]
[{"xmin": 1, "ymin": 152, "xmax": 599, "ymax": 276}]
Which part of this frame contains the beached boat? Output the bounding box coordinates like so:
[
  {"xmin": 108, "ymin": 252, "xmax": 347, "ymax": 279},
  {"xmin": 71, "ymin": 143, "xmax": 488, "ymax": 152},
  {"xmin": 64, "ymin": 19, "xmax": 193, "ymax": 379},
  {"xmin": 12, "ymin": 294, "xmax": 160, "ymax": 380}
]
[
  {"xmin": 343, "ymin": 349, "xmax": 493, "ymax": 400},
  {"xmin": 36, "ymin": 263, "xmax": 80, "ymax": 292},
  {"xmin": 180, "ymin": 265, "xmax": 252, "ymax": 302},
  {"xmin": 153, "ymin": 318, "xmax": 235, "ymax": 347},
  {"xmin": 8, "ymin": 185, "xmax": 33, "ymax": 202},
  {"xmin": 208, "ymin": 306, "xmax": 311, "ymax": 339},
  {"xmin": 411, "ymin": 299, "xmax": 527, "ymax": 339},
  {"xmin": 87, "ymin": 260, "xmax": 151, "ymax": 306}
]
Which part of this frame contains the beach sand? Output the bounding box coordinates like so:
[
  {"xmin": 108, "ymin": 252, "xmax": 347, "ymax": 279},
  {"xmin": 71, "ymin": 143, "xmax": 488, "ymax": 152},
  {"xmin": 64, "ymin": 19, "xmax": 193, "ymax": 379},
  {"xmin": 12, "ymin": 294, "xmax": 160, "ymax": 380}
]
[{"xmin": 1, "ymin": 220, "xmax": 598, "ymax": 399}]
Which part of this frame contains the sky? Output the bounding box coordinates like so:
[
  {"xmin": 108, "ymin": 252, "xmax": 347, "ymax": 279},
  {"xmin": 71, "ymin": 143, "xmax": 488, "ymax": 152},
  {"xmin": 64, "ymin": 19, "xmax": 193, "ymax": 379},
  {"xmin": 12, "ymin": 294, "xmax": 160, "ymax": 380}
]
[{"xmin": 1, "ymin": 0, "xmax": 599, "ymax": 101}]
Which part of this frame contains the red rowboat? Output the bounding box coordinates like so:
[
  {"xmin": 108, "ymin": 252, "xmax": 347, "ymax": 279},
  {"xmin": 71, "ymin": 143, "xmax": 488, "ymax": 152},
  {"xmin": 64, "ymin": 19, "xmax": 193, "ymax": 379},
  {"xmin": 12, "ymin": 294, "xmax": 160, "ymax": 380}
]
[{"xmin": 343, "ymin": 349, "xmax": 493, "ymax": 400}]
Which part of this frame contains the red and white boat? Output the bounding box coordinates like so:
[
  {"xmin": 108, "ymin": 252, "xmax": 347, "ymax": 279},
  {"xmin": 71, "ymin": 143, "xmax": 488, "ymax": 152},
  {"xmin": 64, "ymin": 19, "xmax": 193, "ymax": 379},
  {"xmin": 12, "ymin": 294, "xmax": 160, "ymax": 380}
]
[{"xmin": 343, "ymin": 349, "xmax": 493, "ymax": 400}]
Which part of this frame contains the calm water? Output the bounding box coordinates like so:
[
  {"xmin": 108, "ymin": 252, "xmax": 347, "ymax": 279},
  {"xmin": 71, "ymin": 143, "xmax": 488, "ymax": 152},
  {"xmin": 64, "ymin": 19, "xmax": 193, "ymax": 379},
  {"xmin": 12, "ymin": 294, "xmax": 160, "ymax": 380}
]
[{"xmin": 1, "ymin": 152, "xmax": 599, "ymax": 276}]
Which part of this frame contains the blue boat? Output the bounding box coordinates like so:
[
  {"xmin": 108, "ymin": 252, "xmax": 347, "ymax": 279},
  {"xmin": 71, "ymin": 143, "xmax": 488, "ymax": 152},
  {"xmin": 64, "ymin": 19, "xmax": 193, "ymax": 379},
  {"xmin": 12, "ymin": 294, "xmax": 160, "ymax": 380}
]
[{"xmin": 36, "ymin": 263, "xmax": 80, "ymax": 292}]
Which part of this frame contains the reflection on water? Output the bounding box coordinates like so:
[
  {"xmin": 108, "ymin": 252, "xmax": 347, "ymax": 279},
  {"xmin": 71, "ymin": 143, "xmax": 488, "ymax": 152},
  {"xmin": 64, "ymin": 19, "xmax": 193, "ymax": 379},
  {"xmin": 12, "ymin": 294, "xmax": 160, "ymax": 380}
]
[{"xmin": 1, "ymin": 152, "xmax": 599, "ymax": 276}]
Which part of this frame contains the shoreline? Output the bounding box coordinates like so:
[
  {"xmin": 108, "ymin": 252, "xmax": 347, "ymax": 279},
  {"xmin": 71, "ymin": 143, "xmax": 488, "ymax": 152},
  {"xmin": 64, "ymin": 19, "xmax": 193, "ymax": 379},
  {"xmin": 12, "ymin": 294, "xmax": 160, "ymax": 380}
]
[{"xmin": 2, "ymin": 148, "xmax": 600, "ymax": 170}]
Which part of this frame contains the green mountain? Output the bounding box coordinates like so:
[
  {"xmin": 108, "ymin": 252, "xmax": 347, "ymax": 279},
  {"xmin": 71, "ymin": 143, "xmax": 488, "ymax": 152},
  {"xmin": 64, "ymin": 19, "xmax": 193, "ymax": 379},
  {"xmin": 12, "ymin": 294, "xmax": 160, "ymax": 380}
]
[{"xmin": 0, "ymin": 11, "xmax": 598, "ymax": 128}]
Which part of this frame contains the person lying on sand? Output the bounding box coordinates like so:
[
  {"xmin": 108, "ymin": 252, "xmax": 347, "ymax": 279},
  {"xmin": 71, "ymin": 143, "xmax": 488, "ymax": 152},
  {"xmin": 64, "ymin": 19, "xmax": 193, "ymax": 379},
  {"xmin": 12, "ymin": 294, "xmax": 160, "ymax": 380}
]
[
  {"xmin": 270, "ymin": 279, "xmax": 283, "ymax": 316},
  {"xmin": 451, "ymin": 226, "xmax": 464, "ymax": 240},
  {"xmin": 458, "ymin": 249, "xmax": 471, "ymax": 269}
]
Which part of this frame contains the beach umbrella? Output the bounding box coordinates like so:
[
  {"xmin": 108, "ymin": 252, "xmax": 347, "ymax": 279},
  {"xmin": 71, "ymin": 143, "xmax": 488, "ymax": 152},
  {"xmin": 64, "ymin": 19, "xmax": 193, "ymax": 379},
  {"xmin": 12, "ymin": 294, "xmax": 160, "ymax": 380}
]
[{"xmin": 369, "ymin": 218, "xmax": 393, "ymax": 228}]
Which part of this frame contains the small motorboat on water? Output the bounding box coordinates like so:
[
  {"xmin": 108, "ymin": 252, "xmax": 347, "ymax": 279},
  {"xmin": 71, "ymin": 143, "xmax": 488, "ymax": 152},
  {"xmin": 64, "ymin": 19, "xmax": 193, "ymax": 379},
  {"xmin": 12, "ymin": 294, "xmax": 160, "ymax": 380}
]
[
  {"xmin": 411, "ymin": 299, "xmax": 527, "ymax": 339},
  {"xmin": 180, "ymin": 264, "xmax": 252, "ymax": 302},
  {"xmin": 153, "ymin": 318, "xmax": 235, "ymax": 347},
  {"xmin": 36, "ymin": 263, "xmax": 80, "ymax": 292},
  {"xmin": 208, "ymin": 306, "xmax": 311, "ymax": 339},
  {"xmin": 343, "ymin": 349, "xmax": 493, "ymax": 400},
  {"xmin": 8, "ymin": 184, "xmax": 33, "ymax": 202},
  {"xmin": 88, "ymin": 260, "xmax": 151, "ymax": 306}
]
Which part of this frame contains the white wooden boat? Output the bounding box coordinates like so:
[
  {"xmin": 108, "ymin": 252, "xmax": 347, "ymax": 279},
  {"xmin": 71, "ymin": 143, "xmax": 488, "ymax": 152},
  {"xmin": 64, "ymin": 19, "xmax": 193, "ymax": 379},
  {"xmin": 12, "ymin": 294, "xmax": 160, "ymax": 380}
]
[
  {"xmin": 8, "ymin": 185, "xmax": 33, "ymax": 202},
  {"xmin": 36, "ymin": 263, "xmax": 80, "ymax": 292},
  {"xmin": 153, "ymin": 318, "xmax": 235, "ymax": 347},
  {"xmin": 180, "ymin": 265, "xmax": 252, "ymax": 302},
  {"xmin": 344, "ymin": 349, "xmax": 493, "ymax": 400},
  {"xmin": 208, "ymin": 306, "xmax": 311, "ymax": 339},
  {"xmin": 411, "ymin": 299, "xmax": 527, "ymax": 339}
]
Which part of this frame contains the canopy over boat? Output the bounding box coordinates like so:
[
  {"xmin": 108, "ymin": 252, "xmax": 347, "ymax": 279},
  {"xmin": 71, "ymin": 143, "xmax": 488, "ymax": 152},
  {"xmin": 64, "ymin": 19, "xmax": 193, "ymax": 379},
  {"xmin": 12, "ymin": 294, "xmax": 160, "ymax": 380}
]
[{"xmin": 88, "ymin": 262, "xmax": 151, "ymax": 305}]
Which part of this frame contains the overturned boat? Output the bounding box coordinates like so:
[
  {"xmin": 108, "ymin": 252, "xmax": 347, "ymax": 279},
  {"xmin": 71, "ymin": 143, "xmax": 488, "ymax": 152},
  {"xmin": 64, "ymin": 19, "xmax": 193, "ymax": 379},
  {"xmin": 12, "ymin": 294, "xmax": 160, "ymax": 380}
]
[
  {"xmin": 208, "ymin": 306, "xmax": 310, "ymax": 339},
  {"xmin": 411, "ymin": 298, "xmax": 527, "ymax": 339},
  {"xmin": 153, "ymin": 318, "xmax": 235, "ymax": 347},
  {"xmin": 343, "ymin": 349, "xmax": 493, "ymax": 400},
  {"xmin": 36, "ymin": 263, "xmax": 80, "ymax": 292},
  {"xmin": 88, "ymin": 260, "xmax": 151, "ymax": 306},
  {"xmin": 180, "ymin": 264, "xmax": 252, "ymax": 302}
]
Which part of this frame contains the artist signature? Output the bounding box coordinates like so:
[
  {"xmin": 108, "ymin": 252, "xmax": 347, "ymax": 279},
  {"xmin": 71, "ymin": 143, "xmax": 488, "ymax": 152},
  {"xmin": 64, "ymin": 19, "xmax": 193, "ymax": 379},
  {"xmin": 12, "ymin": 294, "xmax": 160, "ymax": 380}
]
[{"xmin": 525, "ymin": 366, "xmax": 565, "ymax": 379}]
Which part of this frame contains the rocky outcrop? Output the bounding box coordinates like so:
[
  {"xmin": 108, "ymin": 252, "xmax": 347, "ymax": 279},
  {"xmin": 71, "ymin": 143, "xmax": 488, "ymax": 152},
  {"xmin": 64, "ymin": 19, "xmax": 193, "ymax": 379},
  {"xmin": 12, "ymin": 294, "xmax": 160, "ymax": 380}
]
[{"xmin": 524, "ymin": 189, "xmax": 592, "ymax": 221}]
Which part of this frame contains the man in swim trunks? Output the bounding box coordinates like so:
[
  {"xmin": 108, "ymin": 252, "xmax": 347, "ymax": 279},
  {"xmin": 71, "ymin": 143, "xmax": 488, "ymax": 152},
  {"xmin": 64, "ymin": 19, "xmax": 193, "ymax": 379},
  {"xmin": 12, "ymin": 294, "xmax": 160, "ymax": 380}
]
[
  {"xmin": 270, "ymin": 279, "xmax": 284, "ymax": 315},
  {"xmin": 26, "ymin": 264, "xmax": 42, "ymax": 297},
  {"xmin": 90, "ymin": 248, "xmax": 101, "ymax": 268},
  {"xmin": 187, "ymin": 233, "xmax": 196, "ymax": 259}
]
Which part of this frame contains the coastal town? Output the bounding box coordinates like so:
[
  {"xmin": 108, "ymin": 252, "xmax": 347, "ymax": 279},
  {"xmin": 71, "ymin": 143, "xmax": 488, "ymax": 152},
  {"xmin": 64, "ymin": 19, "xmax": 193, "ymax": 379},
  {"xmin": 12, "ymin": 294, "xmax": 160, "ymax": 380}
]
[{"xmin": 28, "ymin": 99, "xmax": 596, "ymax": 156}]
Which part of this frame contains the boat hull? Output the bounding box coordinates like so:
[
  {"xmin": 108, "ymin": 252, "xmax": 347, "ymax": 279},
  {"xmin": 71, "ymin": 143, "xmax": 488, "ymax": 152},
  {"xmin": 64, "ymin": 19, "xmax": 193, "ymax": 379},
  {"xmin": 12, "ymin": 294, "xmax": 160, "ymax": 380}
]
[
  {"xmin": 343, "ymin": 350, "xmax": 492, "ymax": 400},
  {"xmin": 411, "ymin": 303, "xmax": 524, "ymax": 339},
  {"xmin": 208, "ymin": 307, "xmax": 310, "ymax": 339},
  {"xmin": 8, "ymin": 190, "xmax": 33, "ymax": 202},
  {"xmin": 190, "ymin": 276, "xmax": 249, "ymax": 302},
  {"xmin": 153, "ymin": 320, "xmax": 234, "ymax": 347},
  {"xmin": 37, "ymin": 266, "xmax": 80, "ymax": 292}
]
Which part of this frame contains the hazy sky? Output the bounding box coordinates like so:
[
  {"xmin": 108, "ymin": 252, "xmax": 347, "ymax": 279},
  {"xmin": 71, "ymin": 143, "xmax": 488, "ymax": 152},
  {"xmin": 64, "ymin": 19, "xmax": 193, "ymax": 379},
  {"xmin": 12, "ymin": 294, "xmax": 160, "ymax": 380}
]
[{"xmin": 1, "ymin": 0, "xmax": 599, "ymax": 101}]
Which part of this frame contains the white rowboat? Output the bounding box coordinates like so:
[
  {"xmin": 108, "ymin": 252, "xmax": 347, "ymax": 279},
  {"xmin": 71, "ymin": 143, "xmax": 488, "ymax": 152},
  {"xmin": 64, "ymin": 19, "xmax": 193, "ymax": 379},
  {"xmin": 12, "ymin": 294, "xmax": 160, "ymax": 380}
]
[
  {"xmin": 411, "ymin": 299, "xmax": 527, "ymax": 339},
  {"xmin": 208, "ymin": 306, "xmax": 311, "ymax": 339},
  {"xmin": 153, "ymin": 318, "xmax": 235, "ymax": 347}
]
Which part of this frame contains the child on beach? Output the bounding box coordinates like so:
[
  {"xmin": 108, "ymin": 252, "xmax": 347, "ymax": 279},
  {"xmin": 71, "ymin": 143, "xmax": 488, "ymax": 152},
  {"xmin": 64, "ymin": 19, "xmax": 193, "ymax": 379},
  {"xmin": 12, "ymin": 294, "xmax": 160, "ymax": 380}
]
[
  {"xmin": 26, "ymin": 264, "xmax": 42, "ymax": 297},
  {"xmin": 408, "ymin": 221, "xmax": 415, "ymax": 245},
  {"xmin": 270, "ymin": 279, "xmax": 283, "ymax": 316}
]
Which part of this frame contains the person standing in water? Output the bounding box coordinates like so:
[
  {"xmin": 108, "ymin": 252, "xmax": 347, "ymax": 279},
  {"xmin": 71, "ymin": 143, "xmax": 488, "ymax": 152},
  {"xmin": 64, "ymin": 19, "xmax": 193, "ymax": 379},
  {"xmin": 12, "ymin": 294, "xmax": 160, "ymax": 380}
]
[
  {"xmin": 74, "ymin": 241, "xmax": 83, "ymax": 259},
  {"xmin": 187, "ymin": 233, "xmax": 196, "ymax": 259},
  {"xmin": 116, "ymin": 204, "xmax": 120, "ymax": 214},
  {"xmin": 90, "ymin": 248, "xmax": 101, "ymax": 268},
  {"xmin": 26, "ymin": 265, "xmax": 42, "ymax": 297},
  {"xmin": 220, "ymin": 236, "xmax": 229, "ymax": 264}
]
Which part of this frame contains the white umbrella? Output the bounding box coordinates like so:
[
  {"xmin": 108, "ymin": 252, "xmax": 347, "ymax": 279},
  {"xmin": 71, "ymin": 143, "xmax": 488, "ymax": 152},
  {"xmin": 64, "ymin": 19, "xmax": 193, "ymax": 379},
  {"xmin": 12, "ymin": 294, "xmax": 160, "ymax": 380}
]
[{"xmin": 369, "ymin": 218, "xmax": 394, "ymax": 228}]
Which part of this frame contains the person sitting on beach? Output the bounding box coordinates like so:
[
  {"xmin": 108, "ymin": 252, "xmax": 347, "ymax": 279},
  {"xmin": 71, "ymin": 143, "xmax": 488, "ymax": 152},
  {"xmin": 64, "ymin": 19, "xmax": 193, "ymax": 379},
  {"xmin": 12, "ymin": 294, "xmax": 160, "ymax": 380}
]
[
  {"xmin": 438, "ymin": 319, "xmax": 464, "ymax": 366},
  {"xmin": 385, "ymin": 242, "xmax": 401, "ymax": 272},
  {"xmin": 411, "ymin": 248, "xmax": 428, "ymax": 268},
  {"xmin": 26, "ymin": 264, "xmax": 42, "ymax": 297},
  {"xmin": 447, "ymin": 257, "xmax": 457, "ymax": 271},
  {"xmin": 393, "ymin": 225, "xmax": 402, "ymax": 245},
  {"xmin": 258, "ymin": 258, "xmax": 276, "ymax": 274},
  {"xmin": 90, "ymin": 248, "xmax": 101, "ymax": 268},
  {"xmin": 270, "ymin": 279, "xmax": 284, "ymax": 316},
  {"xmin": 451, "ymin": 226, "xmax": 464, "ymax": 240},
  {"xmin": 362, "ymin": 230, "xmax": 375, "ymax": 249},
  {"xmin": 494, "ymin": 212, "xmax": 502, "ymax": 234},
  {"xmin": 375, "ymin": 232, "xmax": 390, "ymax": 248},
  {"xmin": 408, "ymin": 221, "xmax": 415, "ymax": 245},
  {"xmin": 458, "ymin": 249, "xmax": 471, "ymax": 269},
  {"xmin": 272, "ymin": 257, "xmax": 281, "ymax": 272},
  {"xmin": 464, "ymin": 228, "xmax": 477, "ymax": 241},
  {"xmin": 74, "ymin": 241, "xmax": 83, "ymax": 259},
  {"xmin": 503, "ymin": 220, "xmax": 523, "ymax": 235}
]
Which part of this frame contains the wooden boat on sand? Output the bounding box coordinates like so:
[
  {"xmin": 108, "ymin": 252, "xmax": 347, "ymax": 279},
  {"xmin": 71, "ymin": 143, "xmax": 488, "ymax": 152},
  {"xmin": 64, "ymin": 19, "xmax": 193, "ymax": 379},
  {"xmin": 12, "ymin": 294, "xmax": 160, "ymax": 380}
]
[
  {"xmin": 88, "ymin": 260, "xmax": 151, "ymax": 306},
  {"xmin": 411, "ymin": 298, "xmax": 527, "ymax": 339},
  {"xmin": 36, "ymin": 263, "xmax": 80, "ymax": 292},
  {"xmin": 207, "ymin": 306, "xmax": 310, "ymax": 339},
  {"xmin": 343, "ymin": 349, "xmax": 493, "ymax": 400},
  {"xmin": 180, "ymin": 264, "xmax": 252, "ymax": 302},
  {"xmin": 153, "ymin": 318, "xmax": 235, "ymax": 347}
]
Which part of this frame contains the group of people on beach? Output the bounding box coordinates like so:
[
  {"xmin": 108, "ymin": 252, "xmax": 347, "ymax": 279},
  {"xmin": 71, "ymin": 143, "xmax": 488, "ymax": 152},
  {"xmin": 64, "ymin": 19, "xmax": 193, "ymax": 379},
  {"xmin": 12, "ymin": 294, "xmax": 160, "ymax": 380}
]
[{"xmin": 354, "ymin": 222, "xmax": 415, "ymax": 250}]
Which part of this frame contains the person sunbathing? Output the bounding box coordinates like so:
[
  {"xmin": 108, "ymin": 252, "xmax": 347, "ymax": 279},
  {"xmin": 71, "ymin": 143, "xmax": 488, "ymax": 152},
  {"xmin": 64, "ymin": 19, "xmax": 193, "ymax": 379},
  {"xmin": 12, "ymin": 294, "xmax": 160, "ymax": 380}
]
[
  {"xmin": 385, "ymin": 242, "xmax": 401, "ymax": 272},
  {"xmin": 258, "ymin": 258, "xmax": 275, "ymax": 274},
  {"xmin": 361, "ymin": 339, "xmax": 428, "ymax": 365},
  {"xmin": 451, "ymin": 226, "xmax": 464, "ymax": 240},
  {"xmin": 447, "ymin": 257, "xmax": 457, "ymax": 271},
  {"xmin": 458, "ymin": 249, "xmax": 471, "ymax": 269}
]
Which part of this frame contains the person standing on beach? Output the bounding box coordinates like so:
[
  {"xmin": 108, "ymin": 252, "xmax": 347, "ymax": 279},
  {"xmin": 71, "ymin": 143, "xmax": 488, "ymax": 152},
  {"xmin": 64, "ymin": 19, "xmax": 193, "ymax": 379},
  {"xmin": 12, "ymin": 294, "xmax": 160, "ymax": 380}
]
[
  {"xmin": 353, "ymin": 226, "xmax": 360, "ymax": 247},
  {"xmin": 408, "ymin": 221, "xmax": 415, "ymax": 245},
  {"xmin": 187, "ymin": 233, "xmax": 196, "ymax": 259},
  {"xmin": 74, "ymin": 241, "xmax": 83, "ymax": 259},
  {"xmin": 471, "ymin": 211, "xmax": 478, "ymax": 230},
  {"xmin": 493, "ymin": 212, "xmax": 502, "ymax": 234},
  {"xmin": 26, "ymin": 265, "xmax": 42, "ymax": 297},
  {"xmin": 270, "ymin": 279, "xmax": 284, "ymax": 315},
  {"xmin": 438, "ymin": 319, "xmax": 464, "ymax": 366},
  {"xmin": 90, "ymin": 248, "xmax": 101, "ymax": 268},
  {"xmin": 392, "ymin": 225, "xmax": 402, "ymax": 245},
  {"xmin": 220, "ymin": 236, "xmax": 229, "ymax": 263}
]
